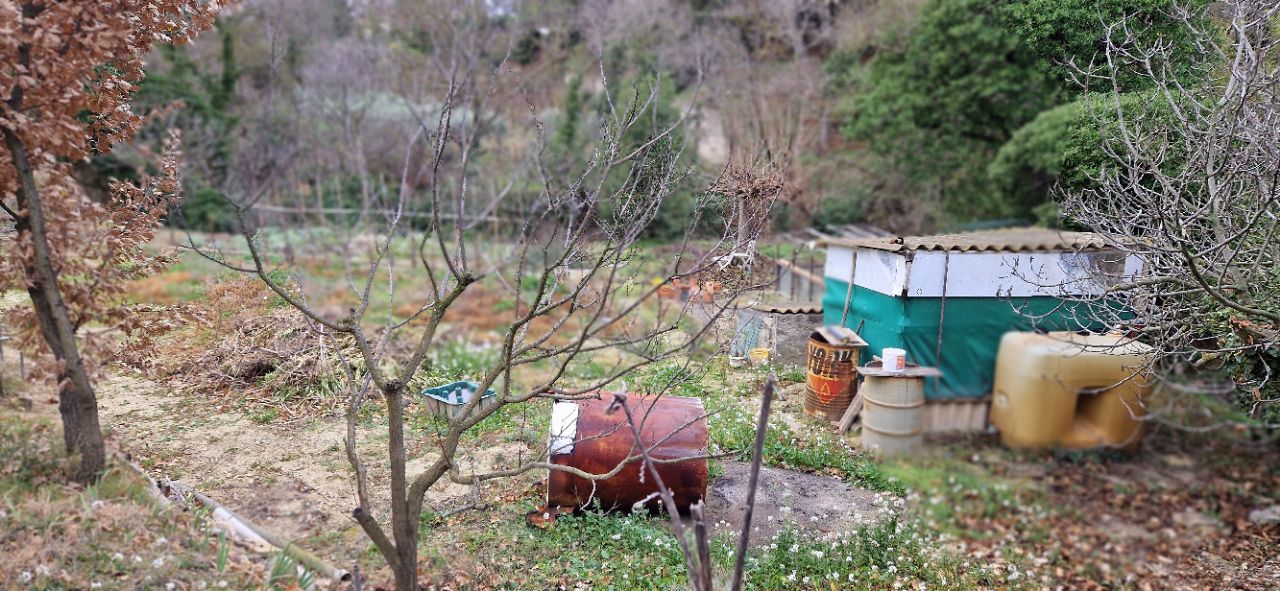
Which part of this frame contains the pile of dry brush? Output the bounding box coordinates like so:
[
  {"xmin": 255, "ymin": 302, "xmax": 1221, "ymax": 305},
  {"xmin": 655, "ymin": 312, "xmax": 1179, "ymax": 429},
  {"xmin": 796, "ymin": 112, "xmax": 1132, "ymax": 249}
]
[{"xmin": 117, "ymin": 277, "xmax": 358, "ymax": 419}]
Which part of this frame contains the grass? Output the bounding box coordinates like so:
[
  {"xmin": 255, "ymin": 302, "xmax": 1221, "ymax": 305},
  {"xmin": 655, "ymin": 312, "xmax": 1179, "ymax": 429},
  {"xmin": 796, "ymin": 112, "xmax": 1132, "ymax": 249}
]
[
  {"xmin": 248, "ymin": 407, "xmax": 279, "ymax": 424},
  {"xmin": 652, "ymin": 360, "xmax": 903, "ymax": 494},
  {"xmin": 426, "ymin": 502, "xmax": 1009, "ymax": 590},
  {"xmin": 738, "ymin": 517, "xmax": 1007, "ymax": 590},
  {"xmin": 881, "ymin": 454, "xmax": 1042, "ymax": 539}
]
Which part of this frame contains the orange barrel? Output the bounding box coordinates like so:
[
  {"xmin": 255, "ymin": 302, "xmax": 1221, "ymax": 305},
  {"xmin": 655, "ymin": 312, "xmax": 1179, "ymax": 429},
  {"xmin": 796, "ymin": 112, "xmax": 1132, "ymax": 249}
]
[
  {"xmin": 547, "ymin": 394, "xmax": 708, "ymax": 513},
  {"xmin": 804, "ymin": 326, "xmax": 867, "ymax": 421}
]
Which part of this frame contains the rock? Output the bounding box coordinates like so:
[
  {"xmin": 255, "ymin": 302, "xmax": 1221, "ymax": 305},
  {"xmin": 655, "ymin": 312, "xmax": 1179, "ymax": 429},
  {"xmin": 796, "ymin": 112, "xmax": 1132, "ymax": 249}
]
[
  {"xmin": 1248, "ymin": 505, "xmax": 1280, "ymax": 525},
  {"xmin": 1172, "ymin": 508, "xmax": 1222, "ymax": 538}
]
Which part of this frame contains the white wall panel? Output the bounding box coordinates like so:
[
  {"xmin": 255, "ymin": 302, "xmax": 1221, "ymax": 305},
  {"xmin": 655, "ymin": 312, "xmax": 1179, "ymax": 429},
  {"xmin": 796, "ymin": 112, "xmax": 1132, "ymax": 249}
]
[
  {"xmin": 823, "ymin": 246, "xmax": 854, "ymax": 282},
  {"xmin": 905, "ymin": 251, "xmax": 1139, "ymax": 298},
  {"xmin": 823, "ymin": 245, "xmax": 1141, "ymax": 299},
  {"xmin": 854, "ymin": 249, "xmax": 908, "ymax": 296}
]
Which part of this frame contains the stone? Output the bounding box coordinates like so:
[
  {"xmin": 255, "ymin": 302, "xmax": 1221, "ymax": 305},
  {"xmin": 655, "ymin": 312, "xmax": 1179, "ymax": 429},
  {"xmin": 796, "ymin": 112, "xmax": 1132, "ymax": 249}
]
[{"xmin": 1248, "ymin": 505, "xmax": 1280, "ymax": 525}]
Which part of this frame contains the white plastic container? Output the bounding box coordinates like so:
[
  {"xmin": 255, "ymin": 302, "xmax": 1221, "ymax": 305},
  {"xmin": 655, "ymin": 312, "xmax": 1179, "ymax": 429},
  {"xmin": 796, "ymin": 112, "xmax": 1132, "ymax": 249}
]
[{"xmin": 882, "ymin": 348, "xmax": 907, "ymax": 373}]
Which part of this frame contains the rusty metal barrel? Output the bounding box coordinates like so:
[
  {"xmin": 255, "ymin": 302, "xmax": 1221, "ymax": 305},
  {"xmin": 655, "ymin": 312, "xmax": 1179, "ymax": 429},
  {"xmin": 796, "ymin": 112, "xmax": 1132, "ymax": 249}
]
[
  {"xmin": 546, "ymin": 394, "xmax": 708, "ymax": 513},
  {"xmin": 804, "ymin": 326, "xmax": 866, "ymax": 421}
]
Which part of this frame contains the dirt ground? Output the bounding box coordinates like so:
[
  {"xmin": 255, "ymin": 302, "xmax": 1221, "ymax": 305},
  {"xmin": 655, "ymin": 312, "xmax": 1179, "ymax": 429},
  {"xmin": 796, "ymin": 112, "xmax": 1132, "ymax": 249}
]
[
  {"xmin": 93, "ymin": 371, "xmax": 537, "ymax": 567},
  {"xmin": 89, "ymin": 364, "xmax": 1280, "ymax": 590},
  {"xmin": 96, "ymin": 374, "xmax": 353, "ymax": 542},
  {"xmin": 903, "ymin": 429, "xmax": 1280, "ymax": 590},
  {"xmin": 703, "ymin": 460, "xmax": 894, "ymax": 543}
]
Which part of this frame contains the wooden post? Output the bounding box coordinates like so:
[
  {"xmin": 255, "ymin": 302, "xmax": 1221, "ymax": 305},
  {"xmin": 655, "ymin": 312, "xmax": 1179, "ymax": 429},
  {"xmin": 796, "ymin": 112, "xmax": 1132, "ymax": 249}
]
[
  {"xmin": 774, "ymin": 244, "xmax": 781, "ymax": 290},
  {"xmin": 789, "ymin": 249, "xmax": 798, "ymax": 299},
  {"xmin": 808, "ymin": 255, "xmax": 817, "ymax": 301}
]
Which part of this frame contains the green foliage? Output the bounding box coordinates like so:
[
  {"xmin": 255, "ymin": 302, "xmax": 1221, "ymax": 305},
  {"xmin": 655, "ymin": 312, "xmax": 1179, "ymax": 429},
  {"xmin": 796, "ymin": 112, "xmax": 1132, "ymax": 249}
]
[
  {"xmin": 1002, "ymin": 0, "xmax": 1209, "ymax": 92},
  {"xmin": 814, "ymin": 184, "xmax": 869, "ymax": 227},
  {"xmin": 249, "ymin": 407, "xmax": 280, "ymax": 424},
  {"xmin": 991, "ymin": 90, "xmax": 1183, "ymax": 222},
  {"xmin": 742, "ymin": 518, "xmax": 999, "ymax": 590},
  {"xmin": 830, "ymin": 0, "xmax": 1205, "ymax": 223},
  {"xmin": 512, "ymin": 29, "xmax": 543, "ymax": 66},
  {"xmin": 134, "ymin": 18, "xmax": 242, "ymax": 232},
  {"xmin": 593, "ymin": 50, "xmax": 703, "ymax": 240},
  {"xmin": 987, "ymin": 100, "xmax": 1079, "ymax": 220},
  {"xmin": 776, "ymin": 365, "xmax": 806, "ymax": 385},
  {"xmin": 177, "ymin": 186, "xmax": 236, "ymax": 233},
  {"xmin": 265, "ymin": 552, "xmax": 316, "ymax": 590},
  {"xmin": 491, "ymin": 507, "xmax": 995, "ymax": 590},
  {"xmin": 836, "ymin": 0, "xmax": 1056, "ymax": 220},
  {"xmin": 844, "ymin": 0, "xmax": 1054, "ymax": 147},
  {"xmin": 883, "ymin": 458, "xmax": 1039, "ymax": 538},
  {"xmin": 550, "ymin": 76, "xmax": 586, "ymax": 167},
  {"xmin": 533, "ymin": 509, "xmax": 689, "ymax": 588}
]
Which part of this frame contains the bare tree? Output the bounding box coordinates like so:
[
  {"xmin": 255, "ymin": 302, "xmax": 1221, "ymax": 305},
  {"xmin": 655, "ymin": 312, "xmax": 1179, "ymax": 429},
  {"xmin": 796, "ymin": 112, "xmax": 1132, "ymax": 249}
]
[
  {"xmin": 1057, "ymin": 0, "xmax": 1280, "ymax": 418},
  {"xmin": 187, "ymin": 3, "xmax": 773, "ymax": 589}
]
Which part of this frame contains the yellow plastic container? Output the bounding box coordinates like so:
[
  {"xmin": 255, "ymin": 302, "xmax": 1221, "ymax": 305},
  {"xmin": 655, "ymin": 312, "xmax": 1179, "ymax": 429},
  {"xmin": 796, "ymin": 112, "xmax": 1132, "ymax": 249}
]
[
  {"xmin": 990, "ymin": 331, "xmax": 1153, "ymax": 450},
  {"xmin": 748, "ymin": 348, "xmax": 771, "ymax": 365}
]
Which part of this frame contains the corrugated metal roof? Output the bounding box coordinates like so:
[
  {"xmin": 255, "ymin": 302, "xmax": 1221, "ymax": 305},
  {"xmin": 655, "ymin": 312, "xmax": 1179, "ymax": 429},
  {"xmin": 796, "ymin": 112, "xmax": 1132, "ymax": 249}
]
[
  {"xmin": 826, "ymin": 223, "xmax": 894, "ymax": 240},
  {"xmin": 817, "ymin": 228, "xmax": 1110, "ymax": 253},
  {"xmin": 748, "ymin": 302, "xmax": 823, "ymax": 315},
  {"xmin": 775, "ymin": 223, "xmax": 891, "ymax": 244}
]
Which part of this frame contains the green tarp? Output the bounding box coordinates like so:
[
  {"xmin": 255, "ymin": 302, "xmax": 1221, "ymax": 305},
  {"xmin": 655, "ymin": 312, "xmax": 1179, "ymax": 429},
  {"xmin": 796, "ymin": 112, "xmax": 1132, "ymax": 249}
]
[{"xmin": 822, "ymin": 279, "xmax": 1097, "ymax": 399}]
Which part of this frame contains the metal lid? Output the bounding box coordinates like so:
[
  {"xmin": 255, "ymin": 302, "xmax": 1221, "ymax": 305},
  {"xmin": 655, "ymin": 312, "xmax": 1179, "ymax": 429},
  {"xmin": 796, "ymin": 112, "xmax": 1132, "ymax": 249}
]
[{"xmin": 810, "ymin": 325, "xmax": 867, "ymax": 346}]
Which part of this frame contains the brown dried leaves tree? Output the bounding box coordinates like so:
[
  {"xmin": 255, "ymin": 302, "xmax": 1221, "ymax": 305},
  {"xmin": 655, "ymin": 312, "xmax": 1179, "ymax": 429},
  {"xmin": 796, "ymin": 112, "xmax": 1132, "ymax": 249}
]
[{"xmin": 0, "ymin": 1, "xmax": 221, "ymax": 482}]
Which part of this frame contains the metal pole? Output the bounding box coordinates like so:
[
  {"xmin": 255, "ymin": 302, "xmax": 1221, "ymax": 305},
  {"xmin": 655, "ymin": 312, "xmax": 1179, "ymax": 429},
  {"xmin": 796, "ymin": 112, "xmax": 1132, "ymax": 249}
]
[
  {"xmin": 839, "ymin": 250, "xmax": 858, "ymax": 327},
  {"xmin": 935, "ymin": 252, "xmax": 951, "ymax": 362}
]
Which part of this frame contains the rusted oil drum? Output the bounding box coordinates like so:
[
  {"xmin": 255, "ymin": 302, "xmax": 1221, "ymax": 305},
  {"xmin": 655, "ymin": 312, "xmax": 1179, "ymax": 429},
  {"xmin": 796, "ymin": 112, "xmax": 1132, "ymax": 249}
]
[
  {"xmin": 805, "ymin": 326, "xmax": 867, "ymax": 421},
  {"xmin": 546, "ymin": 394, "xmax": 708, "ymax": 513},
  {"xmin": 859, "ymin": 362, "xmax": 939, "ymax": 458}
]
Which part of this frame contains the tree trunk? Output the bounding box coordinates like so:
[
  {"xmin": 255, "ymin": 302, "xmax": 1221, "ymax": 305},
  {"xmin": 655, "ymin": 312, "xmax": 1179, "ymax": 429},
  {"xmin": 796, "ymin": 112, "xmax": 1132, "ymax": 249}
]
[
  {"xmin": 391, "ymin": 540, "xmax": 418, "ymax": 591},
  {"xmin": 4, "ymin": 128, "xmax": 107, "ymax": 483},
  {"xmin": 386, "ymin": 386, "xmax": 419, "ymax": 591}
]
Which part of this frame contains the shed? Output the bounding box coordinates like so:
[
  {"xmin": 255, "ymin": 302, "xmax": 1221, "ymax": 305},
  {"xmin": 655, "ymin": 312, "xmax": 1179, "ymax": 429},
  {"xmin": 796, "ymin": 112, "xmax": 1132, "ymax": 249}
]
[
  {"xmin": 819, "ymin": 229, "xmax": 1138, "ymax": 400},
  {"xmin": 731, "ymin": 302, "xmax": 824, "ymax": 368}
]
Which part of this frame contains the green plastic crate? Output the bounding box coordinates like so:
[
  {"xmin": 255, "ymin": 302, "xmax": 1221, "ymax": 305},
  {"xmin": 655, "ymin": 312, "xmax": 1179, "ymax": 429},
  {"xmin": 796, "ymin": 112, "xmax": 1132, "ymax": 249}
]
[{"xmin": 421, "ymin": 380, "xmax": 497, "ymax": 420}]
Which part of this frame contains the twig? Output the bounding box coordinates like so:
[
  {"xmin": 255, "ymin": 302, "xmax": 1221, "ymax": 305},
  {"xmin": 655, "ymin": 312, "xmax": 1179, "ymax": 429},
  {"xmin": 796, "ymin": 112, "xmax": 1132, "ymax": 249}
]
[{"xmin": 730, "ymin": 373, "xmax": 776, "ymax": 591}]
